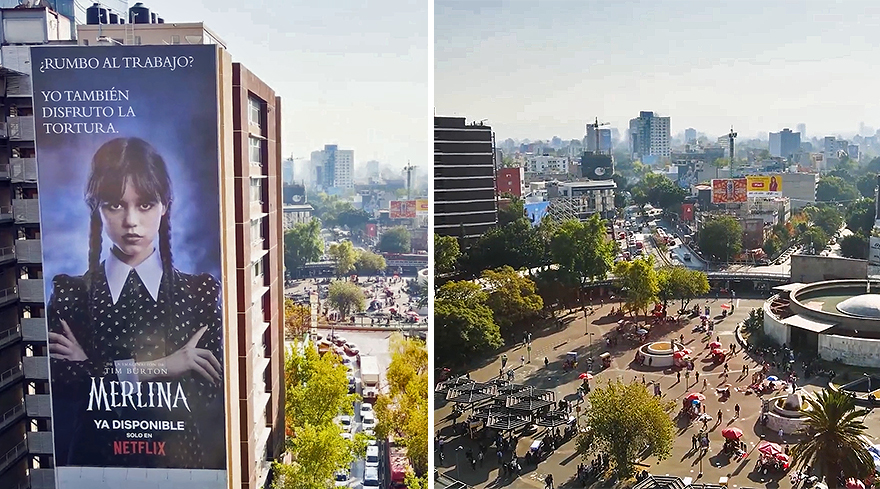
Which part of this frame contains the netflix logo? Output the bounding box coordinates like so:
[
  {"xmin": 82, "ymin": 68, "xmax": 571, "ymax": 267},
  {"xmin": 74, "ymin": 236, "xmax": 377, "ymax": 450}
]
[{"xmin": 113, "ymin": 440, "xmax": 167, "ymax": 455}]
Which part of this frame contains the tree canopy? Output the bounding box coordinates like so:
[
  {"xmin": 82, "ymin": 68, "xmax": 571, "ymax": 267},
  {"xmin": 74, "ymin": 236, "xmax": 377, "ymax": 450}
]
[
  {"xmin": 839, "ymin": 233, "xmax": 868, "ymax": 259},
  {"xmin": 550, "ymin": 215, "xmax": 613, "ymax": 284},
  {"xmin": 379, "ymin": 226, "xmax": 412, "ymax": 253},
  {"xmin": 613, "ymin": 257, "xmax": 659, "ymax": 316},
  {"xmin": 284, "ymin": 298, "xmax": 310, "ymax": 340},
  {"xmin": 460, "ymin": 218, "xmax": 549, "ymax": 276},
  {"xmin": 327, "ymin": 241, "xmax": 357, "ymax": 277},
  {"xmin": 658, "ymin": 266, "xmax": 709, "ymax": 313},
  {"xmin": 630, "ymin": 173, "xmax": 687, "ymax": 210},
  {"xmin": 373, "ymin": 334, "xmax": 428, "ymax": 478},
  {"xmin": 434, "ymin": 281, "xmax": 502, "ymax": 366},
  {"xmin": 698, "ymin": 215, "xmax": 742, "ymax": 262},
  {"xmin": 284, "ymin": 218, "xmax": 324, "ymax": 272},
  {"xmin": 576, "ymin": 380, "xmax": 675, "ymax": 480},
  {"xmin": 327, "ymin": 280, "xmax": 365, "ymax": 320},
  {"xmin": 354, "ymin": 250, "xmax": 386, "ymax": 275},
  {"xmin": 497, "ymin": 195, "xmax": 526, "ymax": 226},
  {"xmin": 845, "ymin": 198, "xmax": 875, "ymax": 235},
  {"xmin": 481, "ymin": 266, "xmax": 543, "ymax": 335},
  {"xmin": 434, "ymin": 234, "xmax": 460, "ymax": 275},
  {"xmin": 817, "ymin": 176, "xmax": 860, "ymax": 203}
]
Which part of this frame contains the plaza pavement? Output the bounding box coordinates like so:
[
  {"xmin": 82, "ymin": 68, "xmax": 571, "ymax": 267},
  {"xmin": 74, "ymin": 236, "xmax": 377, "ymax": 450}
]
[{"xmin": 434, "ymin": 296, "xmax": 880, "ymax": 489}]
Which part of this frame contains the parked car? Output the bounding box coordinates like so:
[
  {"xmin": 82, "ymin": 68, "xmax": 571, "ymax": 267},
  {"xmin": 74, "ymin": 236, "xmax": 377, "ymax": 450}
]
[{"xmin": 360, "ymin": 403, "xmax": 374, "ymax": 419}]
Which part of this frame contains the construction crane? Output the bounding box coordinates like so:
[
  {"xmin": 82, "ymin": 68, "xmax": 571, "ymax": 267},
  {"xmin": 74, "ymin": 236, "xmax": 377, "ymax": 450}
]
[
  {"xmin": 586, "ymin": 117, "xmax": 610, "ymax": 154},
  {"xmin": 403, "ymin": 162, "xmax": 416, "ymax": 200}
]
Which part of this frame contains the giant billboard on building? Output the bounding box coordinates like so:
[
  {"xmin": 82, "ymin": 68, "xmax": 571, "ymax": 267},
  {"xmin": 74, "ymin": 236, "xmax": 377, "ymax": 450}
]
[
  {"xmin": 711, "ymin": 178, "xmax": 748, "ymax": 204},
  {"xmin": 390, "ymin": 199, "xmax": 417, "ymax": 219},
  {"xmin": 32, "ymin": 45, "xmax": 227, "ymax": 488},
  {"xmin": 746, "ymin": 175, "xmax": 783, "ymax": 197}
]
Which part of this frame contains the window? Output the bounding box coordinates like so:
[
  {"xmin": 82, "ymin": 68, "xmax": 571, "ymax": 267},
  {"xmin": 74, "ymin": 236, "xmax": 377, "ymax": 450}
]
[
  {"xmin": 250, "ymin": 177, "xmax": 263, "ymax": 203},
  {"xmin": 251, "ymin": 218, "xmax": 264, "ymax": 246},
  {"xmin": 249, "ymin": 136, "xmax": 263, "ymax": 166},
  {"xmin": 253, "ymin": 257, "xmax": 263, "ymax": 280},
  {"xmin": 171, "ymin": 35, "xmax": 180, "ymax": 44},
  {"xmin": 248, "ymin": 96, "xmax": 262, "ymax": 130}
]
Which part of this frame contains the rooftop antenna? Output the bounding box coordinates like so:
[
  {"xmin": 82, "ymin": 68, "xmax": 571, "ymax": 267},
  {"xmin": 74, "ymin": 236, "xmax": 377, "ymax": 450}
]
[{"xmin": 403, "ymin": 161, "xmax": 416, "ymax": 200}]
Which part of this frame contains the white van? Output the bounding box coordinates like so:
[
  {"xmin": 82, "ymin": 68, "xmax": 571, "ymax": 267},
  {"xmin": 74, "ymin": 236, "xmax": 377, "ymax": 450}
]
[
  {"xmin": 365, "ymin": 445, "xmax": 380, "ymax": 467},
  {"xmin": 363, "ymin": 466, "xmax": 380, "ymax": 487}
]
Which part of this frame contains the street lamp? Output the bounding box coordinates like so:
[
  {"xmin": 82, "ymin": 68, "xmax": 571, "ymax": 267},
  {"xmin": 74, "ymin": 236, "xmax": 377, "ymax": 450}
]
[{"xmin": 455, "ymin": 446, "xmax": 463, "ymax": 480}]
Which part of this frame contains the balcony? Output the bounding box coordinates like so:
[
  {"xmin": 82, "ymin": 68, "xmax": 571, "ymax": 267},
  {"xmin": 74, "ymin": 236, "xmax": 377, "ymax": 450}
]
[
  {"xmin": 10, "ymin": 158, "xmax": 37, "ymax": 183},
  {"xmin": 8, "ymin": 116, "xmax": 35, "ymax": 141},
  {"xmin": 0, "ymin": 246, "xmax": 14, "ymax": 266},
  {"xmin": 0, "ymin": 324, "xmax": 21, "ymax": 349},
  {"xmin": 21, "ymin": 318, "xmax": 46, "ymax": 342},
  {"xmin": 0, "ymin": 286, "xmax": 18, "ymax": 308},
  {"xmin": 0, "ymin": 403, "xmax": 24, "ymax": 433},
  {"xmin": 29, "ymin": 469, "xmax": 56, "ymax": 489},
  {"xmin": 0, "ymin": 438, "xmax": 26, "ymax": 474},
  {"xmin": 14, "ymin": 240, "xmax": 40, "ymax": 264},
  {"xmin": 25, "ymin": 394, "xmax": 50, "ymax": 418},
  {"xmin": 0, "ymin": 164, "xmax": 9, "ymax": 180},
  {"xmin": 0, "ymin": 363, "xmax": 23, "ymax": 391},
  {"xmin": 17, "ymin": 279, "xmax": 43, "ymax": 304},
  {"xmin": 26, "ymin": 431, "xmax": 53, "ymax": 454},
  {"xmin": 0, "ymin": 206, "xmax": 12, "ymax": 223},
  {"xmin": 12, "ymin": 199, "xmax": 39, "ymax": 224},
  {"xmin": 22, "ymin": 356, "xmax": 48, "ymax": 380}
]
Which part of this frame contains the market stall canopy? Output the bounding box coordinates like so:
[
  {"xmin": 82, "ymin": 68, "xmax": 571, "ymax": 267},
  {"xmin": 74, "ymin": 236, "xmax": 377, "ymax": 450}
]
[
  {"xmin": 486, "ymin": 415, "xmax": 529, "ymax": 431},
  {"xmin": 686, "ymin": 393, "xmax": 706, "ymax": 402},
  {"xmin": 721, "ymin": 427, "xmax": 743, "ymax": 440},
  {"xmin": 508, "ymin": 397, "xmax": 554, "ymax": 412},
  {"xmin": 448, "ymin": 390, "xmax": 493, "ymax": 404},
  {"xmin": 757, "ymin": 440, "xmax": 783, "ymax": 457},
  {"xmin": 535, "ymin": 412, "xmax": 571, "ymax": 427}
]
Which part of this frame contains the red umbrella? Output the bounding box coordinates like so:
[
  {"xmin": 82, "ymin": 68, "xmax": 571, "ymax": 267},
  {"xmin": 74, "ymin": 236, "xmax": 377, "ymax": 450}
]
[
  {"xmin": 757, "ymin": 440, "xmax": 783, "ymax": 457},
  {"xmin": 846, "ymin": 479, "xmax": 865, "ymax": 489},
  {"xmin": 711, "ymin": 348, "xmax": 724, "ymax": 355},
  {"xmin": 721, "ymin": 427, "xmax": 743, "ymax": 440},
  {"xmin": 681, "ymin": 348, "xmax": 692, "ymax": 355},
  {"xmin": 709, "ymin": 341, "xmax": 722, "ymax": 349},
  {"xmin": 579, "ymin": 373, "xmax": 593, "ymax": 380},
  {"xmin": 673, "ymin": 351, "xmax": 687, "ymax": 359},
  {"xmin": 685, "ymin": 392, "xmax": 705, "ymax": 402},
  {"xmin": 720, "ymin": 303, "xmax": 732, "ymax": 310}
]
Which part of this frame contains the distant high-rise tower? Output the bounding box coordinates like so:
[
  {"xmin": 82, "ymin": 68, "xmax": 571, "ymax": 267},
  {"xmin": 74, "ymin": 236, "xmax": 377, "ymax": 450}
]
[
  {"xmin": 628, "ymin": 111, "xmax": 670, "ymax": 162},
  {"xmin": 769, "ymin": 128, "xmax": 801, "ymax": 158},
  {"xmin": 310, "ymin": 144, "xmax": 354, "ymax": 190},
  {"xmin": 797, "ymin": 123, "xmax": 806, "ymax": 139},
  {"xmin": 282, "ymin": 156, "xmax": 295, "ymax": 185},
  {"xmin": 684, "ymin": 128, "xmax": 697, "ymax": 144}
]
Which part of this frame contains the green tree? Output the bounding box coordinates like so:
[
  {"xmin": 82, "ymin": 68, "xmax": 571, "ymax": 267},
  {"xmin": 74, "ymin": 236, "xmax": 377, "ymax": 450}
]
[
  {"xmin": 327, "ymin": 280, "xmax": 365, "ymax": 320},
  {"xmin": 481, "ymin": 266, "xmax": 544, "ymax": 334},
  {"xmin": 657, "ymin": 266, "xmax": 709, "ymax": 313},
  {"xmin": 817, "ymin": 176, "xmax": 860, "ymax": 203},
  {"xmin": 698, "ymin": 215, "xmax": 742, "ymax": 262},
  {"xmin": 373, "ymin": 334, "xmax": 428, "ymax": 474},
  {"xmin": 460, "ymin": 218, "xmax": 549, "ymax": 276},
  {"xmin": 845, "ymin": 198, "xmax": 875, "ymax": 235},
  {"xmin": 498, "ymin": 195, "xmax": 526, "ymax": 225},
  {"xmin": 865, "ymin": 156, "xmax": 880, "ymax": 174},
  {"xmin": 840, "ymin": 233, "xmax": 869, "ymax": 259},
  {"xmin": 354, "ymin": 250, "xmax": 386, "ymax": 275},
  {"xmin": 630, "ymin": 173, "xmax": 687, "ymax": 210},
  {"xmin": 327, "ymin": 241, "xmax": 357, "ymax": 277},
  {"xmin": 763, "ymin": 235, "xmax": 784, "ymax": 257},
  {"xmin": 804, "ymin": 204, "xmax": 844, "ymax": 237},
  {"xmin": 576, "ymin": 380, "xmax": 675, "ymax": 480},
  {"xmin": 550, "ymin": 215, "xmax": 614, "ymax": 284},
  {"xmin": 335, "ymin": 208, "xmax": 370, "ymax": 230},
  {"xmin": 791, "ymin": 389, "xmax": 874, "ymax": 483},
  {"xmin": 284, "ymin": 298, "xmax": 311, "ymax": 340},
  {"xmin": 284, "ymin": 218, "xmax": 324, "ymax": 271},
  {"xmin": 613, "ymin": 257, "xmax": 659, "ymax": 316},
  {"xmin": 379, "ymin": 226, "xmax": 411, "ymax": 253},
  {"xmin": 800, "ymin": 227, "xmax": 829, "ymax": 254},
  {"xmin": 434, "ymin": 281, "xmax": 502, "ymax": 366},
  {"xmin": 434, "ymin": 234, "xmax": 460, "ymax": 275},
  {"xmin": 856, "ymin": 173, "xmax": 878, "ymax": 198},
  {"xmin": 273, "ymin": 422, "xmax": 367, "ymax": 489}
]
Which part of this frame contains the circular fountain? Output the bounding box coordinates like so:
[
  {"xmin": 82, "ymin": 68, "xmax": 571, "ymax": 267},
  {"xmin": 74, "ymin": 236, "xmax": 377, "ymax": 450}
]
[
  {"xmin": 765, "ymin": 390, "xmax": 813, "ymax": 434},
  {"xmin": 637, "ymin": 340, "xmax": 685, "ymax": 368}
]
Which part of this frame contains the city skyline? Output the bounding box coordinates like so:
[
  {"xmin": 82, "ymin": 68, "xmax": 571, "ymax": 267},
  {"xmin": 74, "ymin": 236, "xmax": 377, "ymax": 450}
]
[
  {"xmin": 144, "ymin": 0, "xmax": 429, "ymax": 168},
  {"xmin": 435, "ymin": 0, "xmax": 880, "ymax": 143}
]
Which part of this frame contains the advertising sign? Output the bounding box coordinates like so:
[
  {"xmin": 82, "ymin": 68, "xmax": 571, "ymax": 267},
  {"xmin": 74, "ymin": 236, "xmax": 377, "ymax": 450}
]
[
  {"xmin": 681, "ymin": 203, "xmax": 694, "ymax": 222},
  {"xmin": 365, "ymin": 223, "xmax": 377, "ymax": 238},
  {"xmin": 869, "ymin": 236, "xmax": 880, "ymax": 267},
  {"xmin": 389, "ymin": 200, "xmax": 417, "ymax": 219},
  {"xmin": 416, "ymin": 198, "xmax": 429, "ymax": 215},
  {"xmin": 32, "ymin": 46, "xmax": 227, "ymax": 488},
  {"xmin": 746, "ymin": 175, "xmax": 783, "ymax": 197},
  {"xmin": 711, "ymin": 178, "xmax": 748, "ymax": 204}
]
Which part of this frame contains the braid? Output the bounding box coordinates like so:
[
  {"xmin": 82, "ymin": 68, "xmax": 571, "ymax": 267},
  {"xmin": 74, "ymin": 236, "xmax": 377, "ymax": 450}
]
[
  {"xmin": 159, "ymin": 209, "xmax": 175, "ymax": 327},
  {"xmin": 87, "ymin": 211, "xmax": 103, "ymax": 288}
]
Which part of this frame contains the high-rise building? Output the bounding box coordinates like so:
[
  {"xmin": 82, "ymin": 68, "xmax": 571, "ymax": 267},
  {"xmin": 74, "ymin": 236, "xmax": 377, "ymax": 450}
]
[
  {"xmin": 585, "ymin": 126, "xmax": 612, "ymax": 153},
  {"xmin": 0, "ymin": 13, "xmax": 285, "ymax": 489},
  {"xmin": 768, "ymin": 128, "xmax": 801, "ymax": 158},
  {"xmin": 496, "ymin": 167, "xmax": 524, "ymax": 198},
  {"xmin": 684, "ymin": 128, "xmax": 697, "ymax": 144},
  {"xmin": 282, "ymin": 157, "xmax": 295, "ymax": 185},
  {"xmin": 434, "ymin": 116, "xmax": 497, "ymax": 240},
  {"xmin": 310, "ymin": 144, "xmax": 354, "ymax": 190},
  {"xmin": 365, "ymin": 159, "xmax": 380, "ymax": 179},
  {"xmin": 628, "ymin": 111, "xmax": 670, "ymax": 162},
  {"xmin": 796, "ymin": 123, "xmax": 806, "ymax": 138}
]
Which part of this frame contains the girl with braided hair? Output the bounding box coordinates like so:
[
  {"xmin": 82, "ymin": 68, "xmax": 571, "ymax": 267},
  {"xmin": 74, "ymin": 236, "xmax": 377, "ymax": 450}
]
[{"xmin": 46, "ymin": 137, "xmax": 225, "ymax": 469}]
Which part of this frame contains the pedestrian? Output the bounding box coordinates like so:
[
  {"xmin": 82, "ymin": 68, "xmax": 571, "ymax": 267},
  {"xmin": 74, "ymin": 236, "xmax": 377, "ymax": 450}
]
[
  {"xmin": 677, "ymin": 371, "xmax": 681, "ymax": 383},
  {"xmin": 695, "ymin": 371, "xmax": 700, "ymax": 383},
  {"xmin": 680, "ymin": 333, "xmax": 685, "ymax": 344},
  {"xmin": 692, "ymin": 433, "xmax": 698, "ymax": 450},
  {"xmin": 734, "ymin": 403, "xmax": 740, "ymax": 418},
  {"xmin": 703, "ymin": 378, "xmax": 708, "ymax": 389},
  {"xmin": 438, "ymin": 437, "xmax": 444, "ymax": 455},
  {"xmin": 521, "ymin": 355, "xmax": 525, "ymax": 366},
  {"xmin": 544, "ymin": 356, "xmax": 549, "ymax": 367},
  {"xmin": 648, "ymin": 357, "xmax": 653, "ymax": 366},
  {"xmin": 685, "ymin": 370, "xmax": 690, "ymax": 385},
  {"xmin": 497, "ymin": 450, "xmax": 503, "ymax": 464},
  {"xmin": 642, "ymin": 375, "xmax": 646, "ymax": 385},
  {"xmin": 545, "ymin": 473, "xmax": 555, "ymax": 489},
  {"xmin": 499, "ymin": 368, "xmax": 504, "ymax": 378},
  {"xmin": 501, "ymin": 353, "xmax": 508, "ymax": 368},
  {"xmin": 471, "ymin": 455, "xmax": 477, "ymax": 470},
  {"xmin": 717, "ymin": 409, "xmax": 723, "ymax": 424}
]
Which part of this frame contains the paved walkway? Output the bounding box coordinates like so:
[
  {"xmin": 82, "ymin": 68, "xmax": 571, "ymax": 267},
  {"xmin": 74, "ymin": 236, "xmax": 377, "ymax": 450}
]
[{"xmin": 434, "ymin": 297, "xmax": 880, "ymax": 489}]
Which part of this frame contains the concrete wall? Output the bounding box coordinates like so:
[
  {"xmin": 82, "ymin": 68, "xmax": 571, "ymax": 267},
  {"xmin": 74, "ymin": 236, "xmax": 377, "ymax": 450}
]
[
  {"xmin": 818, "ymin": 334, "xmax": 880, "ymax": 368},
  {"xmin": 790, "ymin": 254, "xmax": 866, "ymax": 283},
  {"xmin": 763, "ymin": 298, "xmax": 790, "ymax": 346}
]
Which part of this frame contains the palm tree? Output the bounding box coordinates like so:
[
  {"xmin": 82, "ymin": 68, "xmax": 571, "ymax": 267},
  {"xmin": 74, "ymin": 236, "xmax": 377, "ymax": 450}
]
[{"xmin": 791, "ymin": 389, "xmax": 874, "ymax": 485}]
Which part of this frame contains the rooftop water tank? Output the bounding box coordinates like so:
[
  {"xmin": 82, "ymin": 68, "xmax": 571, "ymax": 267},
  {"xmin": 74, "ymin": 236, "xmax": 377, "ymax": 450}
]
[
  {"xmin": 150, "ymin": 12, "xmax": 157, "ymax": 23},
  {"xmin": 86, "ymin": 3, "xmax": 108, "ymax": 25},
  {"xmin": 129, "ymin": 2, "xmax": 150, "ymax": 24},
  {"xmin": 108, "ymin": 12, "xmax": 118, "ymax": 24}
]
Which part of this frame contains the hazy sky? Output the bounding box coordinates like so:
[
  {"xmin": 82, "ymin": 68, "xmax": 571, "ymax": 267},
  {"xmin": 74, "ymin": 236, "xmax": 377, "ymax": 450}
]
[
  {"xmin": 435, "ymin": 0, "xmax": 880, "ymax": 142},
  {"xmin": 144, "ymin": 0, "xmax": 429, "ymax": 168}
]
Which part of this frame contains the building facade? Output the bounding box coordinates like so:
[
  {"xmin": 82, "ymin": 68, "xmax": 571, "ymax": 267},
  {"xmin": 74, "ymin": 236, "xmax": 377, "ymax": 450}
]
[
  {"xmin": 496, "ymin": 167, "xmax": 524, "ymax": 198},
  {"xmin": 0, "ymin": 12, "xmax": 284, "ymax": 489},
  {"xmin": 584, "ymin": 125, "xmax": 611, "ymax": 153},
  {"xmin": 434, "ymin": 116, "xmax": 497, "ymax": 239},
  {"xmin": 310, "ymin": 144, "xmax": 354, "ymax": 191},
  {"xmin": 768, "ymin": 128, "xmax": 801, "ymax": 158},
  {"xmin": 525, "ymin": 154, "xmax": 567, "ymax": 174},
  {"xmin": 629, "ymin": 111, "xmax": 670, "ymax": 162}
]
